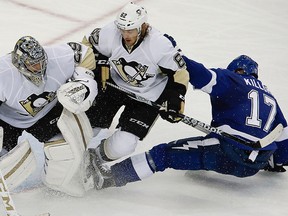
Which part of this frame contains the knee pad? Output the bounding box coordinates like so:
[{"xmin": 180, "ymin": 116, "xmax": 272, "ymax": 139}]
[{"xmin": 105, "ymin": 129, "xmax": 139, "ymax": 160}]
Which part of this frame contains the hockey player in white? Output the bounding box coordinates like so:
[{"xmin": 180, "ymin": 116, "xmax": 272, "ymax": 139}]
[
  {"xmin": 0, "ymin": 36, "xmax": 97, "ymax": 154},
  {"xmin": 0, "ymin": 36, "xmax": 98, "ymax": 192},
  {"xmin": 79, "ymin": 3, "xmax": 189, "ymax": 190}
]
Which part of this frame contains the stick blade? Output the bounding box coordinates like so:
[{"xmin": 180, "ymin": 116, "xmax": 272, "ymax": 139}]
[{"xmin": 259, "ymin": 124, "xmax": 284, "ymax": 148}]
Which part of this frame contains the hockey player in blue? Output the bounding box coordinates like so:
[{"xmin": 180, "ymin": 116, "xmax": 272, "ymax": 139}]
[{"xmin": 83, "ymin": 52, "xmax": 288, "ymax": 190}]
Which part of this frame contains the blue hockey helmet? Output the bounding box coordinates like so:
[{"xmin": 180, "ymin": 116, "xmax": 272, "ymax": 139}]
[{"xmin": 227, "ymin": 55, "xmax": 258, "ymax": 78}]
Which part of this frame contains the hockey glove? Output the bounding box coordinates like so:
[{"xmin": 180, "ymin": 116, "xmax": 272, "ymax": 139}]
[
  {"xmin": 264, "ymin": 164, "xmax": 286, "ymax": 172},
  {"xmin": 57, "ymin": 81, "xmax": 90, "ymax": 114},
  {"xmin": 159, "ymin": 90, "xmax": 185, "ymax": 123},
  {"xmin": 57, "ymin": 67, "xmax": 97, "ymax": 114}
]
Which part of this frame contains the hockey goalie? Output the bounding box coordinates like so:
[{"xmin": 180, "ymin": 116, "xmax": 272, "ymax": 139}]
[{"xmin": 0, "ymin": 108, "xmax": 92, "ymax": 197}]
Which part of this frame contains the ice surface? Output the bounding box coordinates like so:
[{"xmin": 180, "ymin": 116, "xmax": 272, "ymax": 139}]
[{"xmin": 0, "ymin": 0, "xmax": 288, "ymax": 215}]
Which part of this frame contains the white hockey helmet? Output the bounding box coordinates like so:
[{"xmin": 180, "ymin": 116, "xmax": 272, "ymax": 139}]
[
  {"xmin": 12, "ymin": 36, "xmax": 48, "ymax": 86},
  {"xmin": 115, "ymin": 2, "xmax": 148, "ymax": 33}
]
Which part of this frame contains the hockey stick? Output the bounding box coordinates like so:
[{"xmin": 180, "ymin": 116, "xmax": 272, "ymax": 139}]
[{"xmin": 106, "ymin": 82, "xmax": 283, "ymax": 149}]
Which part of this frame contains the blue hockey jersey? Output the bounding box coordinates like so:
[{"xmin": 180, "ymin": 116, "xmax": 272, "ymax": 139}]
[{"xmin": 183, "ymin": 56, "xmax": 288, "ymax": 164}]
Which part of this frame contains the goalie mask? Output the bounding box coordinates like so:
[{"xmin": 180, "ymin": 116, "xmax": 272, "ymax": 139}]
[
  {"xmin": 12, "ymin": 36, "xmax": 48, "ymax": 86},
  {"xmin": 227, "ymin": 55, "xmax": 258, "ymax": 78},
  {"xmin": 115, "ymin": 2, "xmax": 148, "ymax": 35}
]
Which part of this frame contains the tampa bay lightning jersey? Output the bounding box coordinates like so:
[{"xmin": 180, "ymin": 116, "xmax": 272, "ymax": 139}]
[{"xmin": 183, "ymin": 56, "xmax": 288, "ymax": 150}]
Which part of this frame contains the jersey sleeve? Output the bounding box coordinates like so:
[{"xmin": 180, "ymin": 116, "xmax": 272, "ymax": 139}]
[
  {"xmin": 152, "ymin": 34, "xmax": 189, "ymax": 94},
  {"xmin": 82, "ymin": 22, "xmax": 117, "ymax": 59},
  {"xmin": 151, "ymin": 33, "xmax": 184, "ymax": 71},
  {"xmin": 0, "ymin": 57, "xmax": 15, "ymax": 105},
  {"xmin": 78, "ymin": 45, "xmax": 96, "ymax": 70},
  {"xmin": 65, "ymin": 43, "xmax": 97, "ymax": 82},
  {"xmin": 66, "ymin": 42, "xmax": 96, "ymax": 71},
  {"xmin": 183, "ymin": 56, "xmax": 213, "ymax": 90},
  {"xmin": 183, "ymin": 55, "xmax": 239, "ymax": 96}
]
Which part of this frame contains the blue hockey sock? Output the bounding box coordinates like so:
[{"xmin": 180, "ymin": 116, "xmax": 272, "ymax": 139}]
[{"xmin": 111, "ymin": 158, "xmax": 141, "ymax": 187}]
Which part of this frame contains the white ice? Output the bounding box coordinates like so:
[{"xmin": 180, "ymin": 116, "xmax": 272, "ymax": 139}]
[{"xmin": 0, "ymin": 0, "xmax": 288, "ymax": 215}]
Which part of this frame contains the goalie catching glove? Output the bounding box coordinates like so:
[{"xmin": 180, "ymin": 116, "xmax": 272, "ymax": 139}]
[{"xmin": 57, "ymin": 66, "xmax": 98, "ymax": 114}]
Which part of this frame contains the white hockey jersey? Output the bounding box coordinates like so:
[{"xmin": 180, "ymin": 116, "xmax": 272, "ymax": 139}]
[
  {"xmin": 0, "ymin": 43, "xmax": 95, "ymax": 128},
  {"xmin": 85, "ymin": 22, "xmax": 188, "ymax": 101}
]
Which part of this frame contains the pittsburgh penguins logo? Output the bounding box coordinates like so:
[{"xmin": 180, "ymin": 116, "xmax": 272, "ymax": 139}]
[
  {"xmin": 19, "ymin": 92, "xmax": 57, "ymax": 117},
  {"xmin": 112, "ymin": 58, "xmax": 154, "ymax": 87}
]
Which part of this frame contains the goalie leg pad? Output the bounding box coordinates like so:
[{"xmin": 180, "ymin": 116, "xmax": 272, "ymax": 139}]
[
  {"xmin": 43, "ymin": 108, "xmax": 93, "ymax": 197},
  {"xmin": 0, "ymin": 139, "xmax": 36, "ymax": 191}
]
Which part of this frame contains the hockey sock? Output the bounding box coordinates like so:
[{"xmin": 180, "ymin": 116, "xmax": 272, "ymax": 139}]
[{"xmin": 111, "ymin": 158, "xmax": 141, "ymax": 187}]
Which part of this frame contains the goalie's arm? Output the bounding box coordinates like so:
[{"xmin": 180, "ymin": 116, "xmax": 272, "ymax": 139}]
[
  {"xmin": 82, "ymin": 28, "xmax": 111, "ymax": 90},
  {"xmin": 57, "ymin": 42, "xmax": 98, "ymax": 114},
  {"xmin": 67, "ymin": 41, "xmax": 96, "ymax": 71},
  {"xmin": 77, "ymin": 45, "xmax": 96, "ymax": 71}
]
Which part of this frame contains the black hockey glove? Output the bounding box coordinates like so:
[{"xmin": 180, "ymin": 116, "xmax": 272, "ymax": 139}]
[
  {"xmin": 264, "ymin": 164, "xmax": 286, "ymax": 172},
  {"xmin": 159, "ymin": 90, "xmax": 185, "ymax": 123}
]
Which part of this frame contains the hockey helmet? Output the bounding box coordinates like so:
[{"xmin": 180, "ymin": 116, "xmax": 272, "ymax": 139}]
[
  {"xmin": 12, "ymin": 36, "xmax": 48, "ymax": 86},
  {"xmin": 115, "ymin": 2, "xmax": 148, "ymax": 33},
  {"xmin": 227, "ymin": 55, "xmax": 258, "ymax": 78}
]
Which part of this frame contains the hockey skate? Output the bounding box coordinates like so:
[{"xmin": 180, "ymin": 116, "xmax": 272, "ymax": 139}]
[{"xmin": 82, "ymin": 148, "xmax": 115, "ymax": 190}]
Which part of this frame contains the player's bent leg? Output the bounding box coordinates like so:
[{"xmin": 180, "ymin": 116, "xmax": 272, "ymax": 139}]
[
  {"xmin": 104, "ymin": 137, "xmax": 221, "ymax": 188},
  {"xmin": 92, "ymin": 137, "xmax": 212, "ymax": 189},
  {"xmin": 81, "ymin": 130, "xmax": 139, "ymax": 191},
  {"xmin": 96, "ymin": 129, "xmax": 140, "ymax": 162},
  {"xmin": 148, "ymin": 136, "xmax": 215, "ymax": 172},
  {"xmin": 83, "ymin": 151, "xmax": 155, "ymax": 190}
]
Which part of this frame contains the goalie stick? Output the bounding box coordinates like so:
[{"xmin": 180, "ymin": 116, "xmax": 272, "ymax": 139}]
[{"xmin": 106, "ymin": 82, "xmax": 283, "ymax": 149}]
